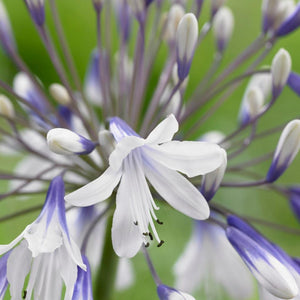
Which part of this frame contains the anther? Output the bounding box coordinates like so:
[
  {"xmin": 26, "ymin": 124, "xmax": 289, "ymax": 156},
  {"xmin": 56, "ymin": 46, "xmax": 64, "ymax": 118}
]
[
  {"xmin": 145, "ymin": 242, "xmax": 150, "ymax": 248},
  {"xmin": 134, "ymin": 221, "xmax": 138, "ymax": 225},
  {"xmin": 149, "ymin": 232, "xmax": 153, "ymax": 240},
  {"xmin": 23, "ymin": 290, "xmax": 27, "ymax": 299},
  {"xmin": 157, "ymin": 240, "xmax": 165, "ymax": 247},
  {"xmin": 143, "ymin": 232, "xmax": 149, "ymax": 236},
  {"xmin": 156, "ymin": 219, "xmax": 163, "ymax": 225}
]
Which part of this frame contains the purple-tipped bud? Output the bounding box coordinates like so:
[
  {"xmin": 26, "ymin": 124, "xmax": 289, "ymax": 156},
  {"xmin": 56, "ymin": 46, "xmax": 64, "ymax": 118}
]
[
  {"xmin": 47, "ymin": 128, "xmax": 96, "ymax": 155},
  {"xmin": 212, "ymin": 6, "xmax": 234, "ymax": 53},
  {"xmin": 176, "ymin": 13, "xmax": 198, "ymax": 80},
  {"xmin": 271, "ymin": 49, "xmax": 292, "ymax": 98},
  {"xmin": 289, "ymin": 187, "xmax": 300, "ymax": 223},
  {"xmin": 114, "ymin": 0, "xmax": 131, "ymax": 42},
  {"xmin": 157, "ymin": 284, "xmax": 195, "ymax": 300},
  {"xmin": 72, "ymin": 256, "xmax": 93, "ymax": 300},
  {"xmin": 287, "ymin": 71, "xmax": 300, "ymax": 96},
  {"xmin": 24, "ymin": 0, "xmax": 45, "ymax": 27},
  {"xmin": 201, "ymin": 148, "xmax": 227, "ymax": 201},
  {"xmin": 211, "ymin": 0, "xmax": 226, "ymax": 19},
  {"xmin": 0, "ymin": 2, "xmax": 16, "ymax": 54},
  {"xmin": 276, "ymin": 3, "xmax": 300, "ymax": 36},
  {"xmin": 266, "ymin": 119, "xmax": 300, "ymax": 182},
  {"xmin": 226, "ymin": 227, "xmax": 298, "ymax": 299},
  {"xmin": 92, "ymin": 0, "xmax": 103, "ymax": 13}
]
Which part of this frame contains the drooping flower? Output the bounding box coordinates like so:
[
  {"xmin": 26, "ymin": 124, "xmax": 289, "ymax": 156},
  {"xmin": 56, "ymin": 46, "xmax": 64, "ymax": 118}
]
[
  {"xmin": 0, "ymin": 176, "xmax": 85, "ymax": 299},
  {"xmin": 65, "ymin": 114, "xmax": 224, "ymax": 257}
]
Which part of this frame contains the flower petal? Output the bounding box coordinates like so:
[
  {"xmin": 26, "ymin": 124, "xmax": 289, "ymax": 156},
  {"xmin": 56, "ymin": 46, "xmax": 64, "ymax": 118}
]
[
  {"xmin": 109, "ymin": 136, "xmax": 145, "ymax": 171},
  {"xmin": 116, "ymin": 258, "xmax": 134, "ymax": 291},
  {"xmin": 146, "ymin": 114, "xmax": 179, "ymax": 144},
  {"xmin": 111, "ymin": 173, "xmax": 143, "ymax": 258},
  {"xmin": 145, "ymin": 141, "xmax": 224, "ymax": 177},
  {"xmin": 0, "ymin": 228, "xmax": 26, "ymax": 256},
  {"xmin": 144, "ymin": 160, "xmax": 210, "ymax": 220},
  {"xmin": 65, "ymin": 166, "xmax": 122, "ymax": 206}
]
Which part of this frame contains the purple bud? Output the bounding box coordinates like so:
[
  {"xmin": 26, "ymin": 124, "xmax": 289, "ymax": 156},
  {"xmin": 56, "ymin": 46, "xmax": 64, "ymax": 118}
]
[
  {"xmin": 287, "ymin": 71, "xmax": 300, "ymax": 96},
  {"xmin": 276, "ymin": 3, "xmax": 300, "ymax": 37},
  {"xmin": 289, "ymin": 187, "xmax": 300, "ymax": 223},
  {"xmin": 157, "ymin": 284, "xmax": 195, "ymax": 300},
  {"xmin": 24, "ymin": 0, "xmax": 45, "ymax": 27}
]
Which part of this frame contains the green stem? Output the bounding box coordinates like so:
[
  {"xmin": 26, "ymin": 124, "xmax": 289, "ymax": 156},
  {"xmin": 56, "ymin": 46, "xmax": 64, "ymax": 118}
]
[{"xmin": 94, "ymin": 212, "xmax": 118, "ymax": 300}]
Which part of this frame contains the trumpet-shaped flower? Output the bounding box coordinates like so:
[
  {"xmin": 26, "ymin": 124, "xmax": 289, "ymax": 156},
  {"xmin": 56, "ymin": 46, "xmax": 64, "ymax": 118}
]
[
  {"xmin": 65, "ymin": 114, "xmax": 224, "ymax": 258},
  {"xmin": 0, "ymin": 176, "xmax": 85, "ymax": 300}
]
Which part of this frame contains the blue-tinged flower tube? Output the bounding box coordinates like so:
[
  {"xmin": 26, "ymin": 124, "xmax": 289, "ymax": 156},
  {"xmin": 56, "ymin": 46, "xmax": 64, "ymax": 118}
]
[
  {"xmin": 157, "ymin": 284, "xmax": 195, "ymax": 300},
  {"xmin": 66, "ymin": 114, "xmax": 225, "ymax": 258},
  {"xmin": 276, "ymin": 3, "xmax": 300, "ymax": 37},
  {"xmin": 47, "ymin": 128, "xmax": 96, "ymax": 155},
  {"xmin": 266, "ymin": 119, "xmax": 300, "ymax": 183},
  {"xmin": 289, "ymin": 187, "xmax": 300, "ymax": 223},
  {"xmin": 200, "ymin": 148, "xmax": 227, "ymax": 201},
  {"xmin": 226, "ymin": 227, "xmax": 298, "ymax": 299},
  {"xmin": 287, "ymin": 72, "xmax": 300, "ymax": 97},
  {"xmin": 174, "ymin": 221, "xmax": 253, "ymax": 299},
  {"xmin": 24, "ymin": 0, "xmax": 45, "ymax": 27},
  {"xmin": 72, "ymin": 256, "xmax": 93, "ymax": 300},
  {"xmin": 0, "ymin": 252, "xmax": 9, "ymax": 298},
  {"xmin": 0, "ymin": 2, "xmax": 16, "ymax": 54},
  {"xmin": 0, "ymin": 176, "xmax": 85, "ymax": 299},
  {"xmin": 176, "ymin": 13, "xmax": 198, "ymax": 81}
]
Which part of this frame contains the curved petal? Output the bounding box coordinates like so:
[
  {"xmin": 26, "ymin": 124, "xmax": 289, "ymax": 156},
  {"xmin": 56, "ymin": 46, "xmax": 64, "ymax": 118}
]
[
  {"xmin": 116, "ymin": 258, "xmax": 134, "ymax": 291},
  {"xmin": 145, "ymin": 141, "xmax": 224, "ymax": 178},
  {"xmin": 109, "ymin": 136, "xmax": 145, "ymax": 171},
  {"xmin": 0, "ymin": 228, "xmax": 26, "ymax": 256},
  {"xmin": 144, "ymin": 160, "xmax": 210, "ymax": 220},
  {"xmin": 146, "ymin": 114, "xmax": 179, "ymax": 144},
  {"xmin": 111, "ymin": 174, "xmax": 143, "ymax": 258},
  {"xmin": 65, "ymin": 167, "xmax": 122, "ymax": 206}
]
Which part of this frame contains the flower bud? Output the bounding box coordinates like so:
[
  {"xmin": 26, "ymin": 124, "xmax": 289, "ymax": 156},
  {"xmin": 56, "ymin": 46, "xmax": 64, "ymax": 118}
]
[
  {"xmin": 176, "ymin": 13, "xmax": 198, "ymax": 80},
  {"xmin": 0, "ymin": 95, "xmax": 14, "ymax": 119},
  {"xmin": 98, "ymin": 130, "xmax": 116, "ymax": 158},
  {"xmin": 211, "ymin": 0, "xmax": 226, "ymax": 18},
  {"xmin": 24, "ymin": 0, "xmax": 45, "ymax": 26},
  {"xmin": 262, "ymin": 0, "xmax": 281, "ymax": 33},
  {"xmin": 226, "ymin": 227, "xmax": 298, "ymax": 299},
  {"xmin": 239, "ymin": 86, "xmax": 264, "ymax": 125},
  {"xmin": 127, "ymin": 0, "xmax": 145, "ymax": 19},
  {"xmin": 271, "ymin": 48, "xmax": 291, "ymax": 98},
  {"xmin": 92, "ymin": 0, "xmax": 104, "ymax": 13},
  {"xmin": 266, "ymin": 119, "xmax": 300, "ymax": 182},
  {"xmin": 246, "ymin": 73, "xmax": 272, "ymax": 100},
  {"xmin": 0, "ymin": 2, "xmax": 16, "ymax": 54},
  {"xmin": 47, "ymin": 128, "xmax": 96, "ymax": 155},
  {"xmin": 49, "ymin": 83, "xmax": 71, "ymax": 106},
  {"xmin": 172, "ymin": 64, "xmax": 189, "ymax": 89},
  {"xmin": 288, "ymin": 187, "xmax": 300, "ymax": 224},
  {"xmin": 276, "ymin": 2, "xmax": 300, "ymax": 36},
  {"xmin": 213, "ymin": 6, "xmax": 234, "ymax": 53},
  {"xmin": 157, "ymin": 284, "xmax": 195, "ymax": 300},
  {"xmin": 114, "ymin": 0, "xmax": 131, "ymax": 42},
  {"xmin": 287, "ymin": 71, "xmax": 300, "ymax": 96},
  {"xmin": 200, "ymin": 148, "xmax": 227, "ymax": 201},
  {"xmin": 165, "ymin": 5, "xmax": 185, "ymax": 43}
]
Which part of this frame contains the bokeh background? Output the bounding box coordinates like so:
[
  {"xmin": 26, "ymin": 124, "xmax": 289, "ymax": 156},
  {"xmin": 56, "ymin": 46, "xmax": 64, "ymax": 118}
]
[{"xmin": 0, "ymin": 0, "xmax": 300, "ymax": 299}]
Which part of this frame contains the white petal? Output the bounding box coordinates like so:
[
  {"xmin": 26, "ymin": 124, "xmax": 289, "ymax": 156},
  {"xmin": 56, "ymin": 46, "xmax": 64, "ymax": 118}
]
[
  {"xmin": 259, "ymin": 286, "xmax": 300, "ymax": 300},
  {"xmin": 115, "ymin": 258, "xmax": 135, "ymax": 291},
  {"xmin": 112, "ymin": 174, "xmax": 143, "ymax": 258},
  {"xmin": 7, "ymin": 241, "xmax": 31, "ymax": 300},
  {"xmin": 145, "ymin": 141, "xmax": 224, "ymax": 177},
  {"xmin": 65, "ymin": 166, "xmax": 122, "ymax": 206},
  {"xmin": 109, "ymin": 136, "xmax": 145, "ymax": 171},
  {"xmin": 144, "ymin": 161, "xmax": 210, "ymax": 220},
  {"xmin": 146, "ymin": 114, "xmax": 179, "ymax": 144},
  {"xmin": 0, "ymin": 229, "xmax": 26, "ymax": 255}
]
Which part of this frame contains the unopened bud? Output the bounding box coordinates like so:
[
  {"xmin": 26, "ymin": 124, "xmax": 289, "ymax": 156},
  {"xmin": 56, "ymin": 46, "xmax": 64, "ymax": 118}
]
[
  {"xmin": 213, "ymin": 6, "xmax": 234, "ymax": 53},
  {"xmin": 49, "ymin": 83, "xmax": 71, "ymax": 106},
  {"xmin": 172, "ymin": 64, "xmax": 189, "ymax": 89},
  {"xmin": 271, "ymin": 48, "xmax": 291, "ymax": 98},
  {"xmin": 92, "ymin": 0, "xmax": 104, "ymax": 13},
  {"xmin": 247, "ymin": 72, "xmax": 272, "ymax": 100},
  {"xmin": 127, "ymin": 0, "xmax": 145, "ymax": 19},
  {"xmin": 24, "ymin": 0, "xmax": 45, "ymax": 26},
  {"xmin": 201, "ymin": 148, "xmax": 227, "ymax": 201},
  {"xmin": 0, "ymin": 95, "xmax": 14, "ymax": 118},
  {"xmin": 277, "ymin": 3, "xmax": 300, "ymax": 36},
  {"xmin": 262, "ymin": 0, "xmax": 281, "ymax": 33},
  {"xmin": 47, "ymin": 128, "xmax": 96, "ymax": 155},
  {"xmin": 98, "ymin": 130, "xmax": 116, "ymax": 158},
  {"xmin": 289, "ymin": 187, "xmax": 300, "ymax": 223},
  {"xmin": 176, "ymin": 13, "xmax": 198, "ymax": 80},
  {"xmin": 239, "ymin": 86, "xmax": 264, "ymax": 125},
  {"xmin": 287, "ymin": 71, "xmax": 300, "ymax": 96},
  {"xmin": 157, "ymin": 284, "xmax": 195, "ymax": 300},
  {"xmin": 0, "ymin": 2, "xmax": 16, "ymax": 53},
  {"xmin": 211, "ymin": 0, "xmax": 226, "ymax": 18},
  {"xmin": 266, "ymin": 119, "xmax": 300, "ymax": 182},
  {"xmin": 165, "ymin": 5, "xmax": 185, "ymax": 42}
]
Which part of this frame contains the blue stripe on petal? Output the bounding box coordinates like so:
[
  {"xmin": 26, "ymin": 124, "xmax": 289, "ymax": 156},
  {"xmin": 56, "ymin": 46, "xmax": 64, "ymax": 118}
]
[
  {"xmin": 276, "ymin": 4, "xmax": 300, "ymax": 37},
  {"xmin": 0, "ymin": 252, "xmax": 9, "ymax": 298},
  {"xmin": 287, "ymin": 72, "xmax": 300, "ymax": 96},
  {"xmin": 109, "ymin": 117, "xmax": 139, "ymax": 142}
]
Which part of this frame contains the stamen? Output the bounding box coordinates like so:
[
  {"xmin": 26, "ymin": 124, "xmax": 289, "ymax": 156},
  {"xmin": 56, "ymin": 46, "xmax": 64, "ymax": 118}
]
[
  {"xmin": 156, "ymin": 219, "xmax": 164, "ymax": 225},
  {"xmin": 149, "ymin": 232, "xmax": 153, "ymax": 241},
  {"xmin": 134, "ymin": 221, "xmax": 138, "ymax": 226},
  {"xmin": 145, "ymin": 242, "xmax": 150, "ymax": 248},
  {"xmin": 157, "ymin": 240, "xmax": 165, "ymax": 247}
]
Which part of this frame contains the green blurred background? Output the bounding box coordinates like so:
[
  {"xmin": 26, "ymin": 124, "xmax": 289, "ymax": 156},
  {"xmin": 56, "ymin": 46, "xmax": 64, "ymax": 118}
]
[{"xmin": 0, "ymin": 0, "xmax": 300, "ymax": 299}]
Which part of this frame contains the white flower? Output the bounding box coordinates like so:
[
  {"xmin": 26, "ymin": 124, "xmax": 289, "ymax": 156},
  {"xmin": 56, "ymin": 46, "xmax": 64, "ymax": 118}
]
[
  {"xmin": 157, "ymin": 284, "xmax": 195, "ymax": 300},
  {"xmin": 0, "ymin": 176, "xmax": 85, "ymax": 300},
  {"xmin": 66, "ymin": 114, "xmax": 224, "ymax": 258},
  {"xmin": 174, "ymin": 221, "xmax": 253, "ymax": 299}
]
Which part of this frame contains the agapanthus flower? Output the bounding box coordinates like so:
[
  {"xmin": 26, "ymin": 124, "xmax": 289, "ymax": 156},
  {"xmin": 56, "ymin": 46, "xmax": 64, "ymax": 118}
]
[{"xmin": 66, "ymin": 114, "xmax": 224, "ymax": 257}]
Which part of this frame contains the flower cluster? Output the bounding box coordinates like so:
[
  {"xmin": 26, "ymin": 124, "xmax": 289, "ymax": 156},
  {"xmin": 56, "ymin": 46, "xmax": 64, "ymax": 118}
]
[{"xmin": 0, "ymin": 0, "xmax": 299, "ymax": 299}]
